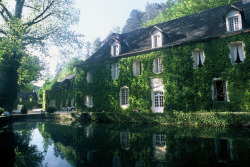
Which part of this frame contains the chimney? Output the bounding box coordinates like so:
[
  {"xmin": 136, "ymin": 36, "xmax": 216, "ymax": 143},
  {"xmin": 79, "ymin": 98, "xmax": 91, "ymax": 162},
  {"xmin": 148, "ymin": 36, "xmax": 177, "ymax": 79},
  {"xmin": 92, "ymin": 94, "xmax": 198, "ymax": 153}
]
[{"xmin": 242, "ymin": 0, "xmax": 250, "ymax": 4}]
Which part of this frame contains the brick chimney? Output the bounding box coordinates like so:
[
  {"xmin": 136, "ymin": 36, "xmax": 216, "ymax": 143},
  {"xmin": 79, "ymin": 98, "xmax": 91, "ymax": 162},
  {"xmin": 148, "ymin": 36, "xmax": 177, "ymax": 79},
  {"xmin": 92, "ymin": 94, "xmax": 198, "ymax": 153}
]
[{"xmin": 242, "ymin": 0, "xmax": 250, "ymax": 4}]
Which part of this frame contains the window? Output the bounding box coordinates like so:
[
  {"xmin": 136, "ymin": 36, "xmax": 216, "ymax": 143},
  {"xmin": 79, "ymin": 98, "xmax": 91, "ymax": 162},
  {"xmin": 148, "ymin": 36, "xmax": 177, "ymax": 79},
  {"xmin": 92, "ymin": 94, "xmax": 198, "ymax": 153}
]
[
  {"xmin": 229, "ymin": 17, "xmax": 239, "ymax": 32},
  {"xmin": 154, "ymin": 91, "xmax": 164, "ymax": 108},
  {"xmin": 29, "ymin": 97, "xmax": 32, "ymax": 102},
  {"xmin": 111, "ymin": 63, "xmax": 119, "ymax": 80},
  {"xmin": 154, "ymin": 57, "xmax": 163, "ymax": 74},
  {"xmin": 111, "ymin": 40, "xmax": 120, "ymax": 56},
  {"xmin": 151, "ymin": 27, "xmax": 163, "ymax": 48},
  {"xmin": 19, "ymin": 97, "xmax": 22, "ymax": 102},
  {"xmin": 212, "ymin": 79, "xmax": 229, "ymax": 102},
  {"xmin": 229, "ymin": 42, "xmax": 245, "ymax": 64},
  {"xmin": 85, "ymin": 95, "xmax": 93, "ymax": 107},
  {"xmin": 192, "ymin": 50, "xmax": 205, "ymax": 69},
  {"xmin": 155, "ymin": 134, "xmax": 166, "ymax": 147},
  {"xmin": 133, "ymin": 60, "xmax": 142, "ymax": 76},
  {"xmin": 120, "ymin": 87, "xmax": 129, "ymax": 108},
  {"xmin": 225, "ymin": 9, "xmax": 242, "ymax": 32},
  {"xmin": 87, "ymin": 71, "xmax": 93, "ymax": 83}
]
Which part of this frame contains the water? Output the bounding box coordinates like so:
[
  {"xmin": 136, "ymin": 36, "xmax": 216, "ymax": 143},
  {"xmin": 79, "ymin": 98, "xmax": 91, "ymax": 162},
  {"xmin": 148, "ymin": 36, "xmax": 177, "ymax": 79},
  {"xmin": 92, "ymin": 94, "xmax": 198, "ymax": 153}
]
[{"xmin": 0, "ymin": 120, "xmax": 249, "ymax": 167}]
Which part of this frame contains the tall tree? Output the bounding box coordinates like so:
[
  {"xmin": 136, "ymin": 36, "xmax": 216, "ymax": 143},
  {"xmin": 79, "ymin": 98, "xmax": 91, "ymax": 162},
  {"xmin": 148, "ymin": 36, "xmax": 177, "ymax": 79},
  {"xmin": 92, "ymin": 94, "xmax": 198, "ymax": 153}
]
[
  {"xmin": 85, "ymin": 41, "xmax": 92, "ymax": 58},
  {"xmin": 122, "ymin": 10, "xmax": 144, "ymax": 33},
  {"xmin": 0, "ymin": 0, "xmax": 83, "ymax": 111},
  {"xmin": 92, "ymin": 37, "xmax": 101, "ymax": 53},
  {"xmin": 144, "ymin": 0, "xmax": 238, "ymax": 27}
]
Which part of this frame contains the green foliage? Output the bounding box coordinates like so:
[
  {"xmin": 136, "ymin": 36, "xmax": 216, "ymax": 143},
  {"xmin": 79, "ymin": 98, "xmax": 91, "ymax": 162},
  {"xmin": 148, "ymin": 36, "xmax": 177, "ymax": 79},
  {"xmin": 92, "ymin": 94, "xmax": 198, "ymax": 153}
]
[
  {"xmin": 144, "ymin": 0, "xmax": 239, "ymax": 27},
  {"xmin": 46, "ymin": 106, "xmax": 57, "ymax": 114},
  {"xmin": 75, "ymin": 33, "xmax": 249, "ymax": 113},
  {"xmin": 91, "ymin": 112, "xmax": 250, "ymax": 126},
  {"xmin": 0, "ymin": 107, "xmax": 5, "ymax": 115},
  {"xmin": 21, "ymin": 105, "xmax": 28, "ymax": 114}
]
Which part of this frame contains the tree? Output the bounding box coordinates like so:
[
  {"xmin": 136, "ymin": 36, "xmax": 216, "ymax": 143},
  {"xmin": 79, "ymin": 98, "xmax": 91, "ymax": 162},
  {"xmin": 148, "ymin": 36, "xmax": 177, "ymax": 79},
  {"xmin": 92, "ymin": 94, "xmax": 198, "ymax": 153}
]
[
  {"xmin": 109, "ymin": 26, "xmax": 121, "ymax": 34},
  {"xmin": 92, "ymin": 37, "xmax": 101, "ymax": 53},
  {"xmin": 85, "ymin": 41, "xmax": 92, "ymax": 58},
  {"xmin": 0, "ymin": 0, "xmax": 83, "ymax": 111},
  {"xmin": 122, "ymin": 10, "xmax": 144, "ymax": 33},
  {"xmin": 144, "ymin": 0, "xmax": 238, "ymax": 27}
]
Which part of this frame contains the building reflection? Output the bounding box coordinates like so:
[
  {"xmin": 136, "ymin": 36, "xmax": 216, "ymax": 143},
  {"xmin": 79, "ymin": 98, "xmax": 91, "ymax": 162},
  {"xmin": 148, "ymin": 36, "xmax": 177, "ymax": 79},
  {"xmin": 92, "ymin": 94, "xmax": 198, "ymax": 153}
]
[
  {"xmin": 120, "ymin": 132, "xmax": 130, "ymax": 150},
  {"xmin": 112, "ymin": 156, "xmax": 121, "ymax": 167},
  {"xmin": 135, "ymin": 160, "xmax": 145, "ymax": 167},
  {"xmin": 214, "ymin": 139, "xmax": 233, "ymax": 163},
  {"xmin": 85, "ymin": 125, "xmax": 93, "ymax": 138},
  {"xmin": 153, "ymin": 134, "xmax": 166, "ymax": 161}
]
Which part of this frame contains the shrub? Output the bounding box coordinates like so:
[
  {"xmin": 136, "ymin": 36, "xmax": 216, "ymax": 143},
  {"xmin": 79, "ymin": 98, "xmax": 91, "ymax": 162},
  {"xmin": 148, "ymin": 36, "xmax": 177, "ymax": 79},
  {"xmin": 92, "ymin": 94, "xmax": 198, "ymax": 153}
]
[
  {"xmin": 46, "ymin": 107, "xmax": 57, "ymax": 114},
  {"xmin": 0, "ymin": 107, "xmax": 5, "ymax": 115},
  {"xmin": 21, "ymin": 105, "xmax": 28, "ymax": 114}
]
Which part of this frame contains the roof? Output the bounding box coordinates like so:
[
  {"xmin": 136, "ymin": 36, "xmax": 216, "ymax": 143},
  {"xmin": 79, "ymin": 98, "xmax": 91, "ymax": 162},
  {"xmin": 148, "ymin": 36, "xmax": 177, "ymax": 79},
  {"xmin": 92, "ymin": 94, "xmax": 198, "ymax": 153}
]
[
  {"xmin": 59, "ymin": 74, "xmax": 76, "ymax": 82},
  {"xmin": 80, "ymin": 1, "xmax": 250, "ymax": 66},
  {"xmin": 19, "ymin": 92, "xmax": 38, "ymax": 101}
]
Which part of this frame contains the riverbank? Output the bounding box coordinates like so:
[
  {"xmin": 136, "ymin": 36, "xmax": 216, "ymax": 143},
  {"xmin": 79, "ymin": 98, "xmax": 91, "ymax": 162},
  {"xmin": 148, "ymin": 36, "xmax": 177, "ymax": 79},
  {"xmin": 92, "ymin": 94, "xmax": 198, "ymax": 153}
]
[{"xmin": 0, "ymin": 111, "xmax": 249, "ymax": 127}]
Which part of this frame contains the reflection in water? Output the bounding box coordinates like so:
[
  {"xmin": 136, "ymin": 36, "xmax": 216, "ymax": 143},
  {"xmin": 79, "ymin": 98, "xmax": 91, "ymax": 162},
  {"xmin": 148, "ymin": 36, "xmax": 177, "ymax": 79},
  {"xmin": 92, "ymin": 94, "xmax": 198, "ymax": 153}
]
[
  {"xmin": 215, "ymin": 139, "xmax": 233, "ymax": 163},
  {"xmin": 0, "ymin": 121, "xmax": 249, "ymax": 167},
  {"xmin": 153, "ymin": 134, "xmax": 166, "ymax": 161},
  {"xmin": 120, "ymin": 132, "xmax": 130, "ymax": 150}
]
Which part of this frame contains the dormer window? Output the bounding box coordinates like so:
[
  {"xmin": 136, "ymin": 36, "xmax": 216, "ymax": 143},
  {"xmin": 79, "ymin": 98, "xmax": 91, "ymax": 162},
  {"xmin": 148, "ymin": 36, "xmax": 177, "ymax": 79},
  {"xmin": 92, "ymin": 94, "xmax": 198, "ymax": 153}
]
[
  {"xmin": 111, "ymin": 40, "xmax": 121, "ymax": 56},
  {"xmin": 224, "ymin": 6, "xmax": 243, "ymax": 32},
  {"xmin": 192, "ymin": 50, "xmax": 205, "ymax": 69},
  {"xmin": 229, "ymin": 42, "xmax": 245, "ymax": 64},
  {"xmin": 150, "ymin": 26, "xmax": 164, "ymax": 48}
]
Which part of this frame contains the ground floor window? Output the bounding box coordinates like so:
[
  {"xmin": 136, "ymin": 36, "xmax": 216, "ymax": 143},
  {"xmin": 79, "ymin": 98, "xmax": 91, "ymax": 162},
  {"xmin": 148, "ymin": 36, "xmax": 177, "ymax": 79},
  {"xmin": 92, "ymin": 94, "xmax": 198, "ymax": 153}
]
[
  {"xmin": 154, "ymin": 91, "xmax": 164, "ymax": 107},
  {"xmin": 85, "ymin": 95, "xmax": 93, "ymax": 107},
  {"xmin": 120, "ymin": 87, "xmax": 129, "ymax": 108},
  {"xmin": 212, "ymin": 79, "xmax": 229, "ymax": 102}
]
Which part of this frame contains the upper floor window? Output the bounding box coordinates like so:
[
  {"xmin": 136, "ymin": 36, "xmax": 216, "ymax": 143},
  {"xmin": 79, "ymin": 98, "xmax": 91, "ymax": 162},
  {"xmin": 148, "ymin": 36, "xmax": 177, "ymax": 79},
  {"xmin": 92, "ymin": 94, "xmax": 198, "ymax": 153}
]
[
  {"xmin": 87, "ymin": 71, "xmax": 93, "ymax": 83},
  {"xmin": 153, "ymin": 57, "xmax": 163, "ymax": 74},
  {"xmin": 133, "ymin": 60, "xmax": 142, "ymax": 76},
  {"xmin": 192, "ymin": 50, "xmax": 205, "ymax": 69},
  {"xmin": 225, "ymin": 8, "xmax": 242, "ymax": 32},
  {"xmin": 19, "ymin": 97, "xmax": 22, "ymax": 102},
  {"xmin": 111, "ymin": 63, "xmax": 119, "ymax": 80},
  {"xmin": 229, "ymin": 42, "xmax": 245, "ymax": 64},
  {"xmin": 150, "ymin": 27, "xmax": 163, "ymax": 48},
  {"xmin": 85, "ymin": 95, "xmax": 93, "ymax": 107},
  {"xmin": 120, "ymin": 87, "xmax": 129, "ymax": 109},
  {"xmin": 29, "ymin": 97, "xmax": 33, "ymax": 102},
  {"xmin": 111, "ymin": 40, "xmax": 121, "ymax": 56}
]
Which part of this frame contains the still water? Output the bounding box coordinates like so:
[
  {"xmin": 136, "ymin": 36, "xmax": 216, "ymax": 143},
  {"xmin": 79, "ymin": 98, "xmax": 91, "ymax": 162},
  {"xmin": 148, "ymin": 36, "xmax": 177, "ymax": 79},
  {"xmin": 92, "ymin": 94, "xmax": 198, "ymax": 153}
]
[{"xmin": 0, "ymin": 120, "xmax": 249, "ymax": 167}]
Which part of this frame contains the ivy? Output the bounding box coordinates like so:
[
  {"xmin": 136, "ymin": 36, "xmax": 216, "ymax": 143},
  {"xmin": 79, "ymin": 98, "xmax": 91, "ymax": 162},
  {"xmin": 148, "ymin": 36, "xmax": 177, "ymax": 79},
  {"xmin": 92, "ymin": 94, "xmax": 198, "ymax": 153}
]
[{"xmin": 73, "ymin": 33, "xmax": 249, "ymax": 113}]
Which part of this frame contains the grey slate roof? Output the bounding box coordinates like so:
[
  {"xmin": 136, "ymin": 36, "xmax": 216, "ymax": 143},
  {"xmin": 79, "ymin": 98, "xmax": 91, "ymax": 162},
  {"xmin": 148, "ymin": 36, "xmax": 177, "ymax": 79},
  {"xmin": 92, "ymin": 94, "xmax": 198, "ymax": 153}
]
[
  {"xmin": 19, "ymin": 92, "xmax": 38, "ymax": 101},
  {"xmin": 60, "ymin": 74, "xmax": 76, "ymax": 82},
  {"xmin": 81, "ymin": 1, "xmax": 250, "ymax": 65}
]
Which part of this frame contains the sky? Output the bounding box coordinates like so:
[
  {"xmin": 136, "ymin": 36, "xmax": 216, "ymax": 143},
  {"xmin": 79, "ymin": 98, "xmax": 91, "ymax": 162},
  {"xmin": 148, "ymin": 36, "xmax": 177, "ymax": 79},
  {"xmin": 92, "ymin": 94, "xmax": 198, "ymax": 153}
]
[
  {"xmin": 74, "ymin": 0, "xmax": 168, "ymax": 43},
  {"xmin": 36, "ymin": 0, "xmax": 168, "ymax": 86}
]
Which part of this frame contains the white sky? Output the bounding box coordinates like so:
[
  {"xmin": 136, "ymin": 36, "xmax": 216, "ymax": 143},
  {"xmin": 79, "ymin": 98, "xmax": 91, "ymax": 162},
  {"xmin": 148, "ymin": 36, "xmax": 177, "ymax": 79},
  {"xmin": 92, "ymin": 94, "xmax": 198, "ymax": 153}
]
[
  {"xmin": 75, "ymin": 0, "xmax": 168, "ymax": 42},
  {"xmin": 35, "ymin": 0, "xmax": 168, "ymax": 86}
]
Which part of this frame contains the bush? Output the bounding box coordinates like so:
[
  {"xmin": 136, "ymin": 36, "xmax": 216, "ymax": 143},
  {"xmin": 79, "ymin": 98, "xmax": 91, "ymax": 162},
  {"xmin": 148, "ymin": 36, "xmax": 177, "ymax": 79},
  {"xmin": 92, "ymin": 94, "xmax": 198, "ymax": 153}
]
[
  {"xmin": 0, "ymin": 107, "xmax": 5, "ymax": 115},
  {"xmin": 21, "ymin": 105, "xmax": 28, "ymax": 114},
  {"xmin": 46, "ymin": 107, "xmax": 57, "ymax": 114}
]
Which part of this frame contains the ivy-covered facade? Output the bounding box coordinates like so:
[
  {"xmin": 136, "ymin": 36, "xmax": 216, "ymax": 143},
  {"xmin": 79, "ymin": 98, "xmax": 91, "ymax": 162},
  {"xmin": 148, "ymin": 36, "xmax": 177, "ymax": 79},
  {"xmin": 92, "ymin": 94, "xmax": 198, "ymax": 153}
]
[{"xmin": 47, "ymin": 1, "xmax": 250, "ymax": 113}]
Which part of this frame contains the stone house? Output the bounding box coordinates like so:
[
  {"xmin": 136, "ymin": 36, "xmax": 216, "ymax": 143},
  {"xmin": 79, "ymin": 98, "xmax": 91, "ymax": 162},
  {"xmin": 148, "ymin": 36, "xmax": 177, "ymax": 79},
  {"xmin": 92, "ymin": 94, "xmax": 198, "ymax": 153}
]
[{"xmin": 47, "ymin": 0, "xmax": 250, "ymax": 112}]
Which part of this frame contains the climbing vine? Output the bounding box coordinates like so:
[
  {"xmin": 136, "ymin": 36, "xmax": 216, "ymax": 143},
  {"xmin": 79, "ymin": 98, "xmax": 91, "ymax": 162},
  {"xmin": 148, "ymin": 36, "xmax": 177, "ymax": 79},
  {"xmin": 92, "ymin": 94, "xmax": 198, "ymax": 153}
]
[{"xmin": 74, "ymin": 33, "xmax": 249, "ymax": 113}]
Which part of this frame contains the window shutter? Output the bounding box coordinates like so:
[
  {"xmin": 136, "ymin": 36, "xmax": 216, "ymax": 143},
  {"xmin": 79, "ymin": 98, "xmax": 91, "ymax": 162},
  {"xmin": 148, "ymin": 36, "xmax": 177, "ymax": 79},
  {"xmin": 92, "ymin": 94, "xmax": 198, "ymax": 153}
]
[
  {"xmin": 223, "ymin": 81, "xmax": 230, "ymax": 102},
  {"xmin": 232, "ymin": 45, "xmax": 237, "ymax": 63},
  {"xmin": 200, "ymin": 51, "xmax": 205, "ymax": 64}
]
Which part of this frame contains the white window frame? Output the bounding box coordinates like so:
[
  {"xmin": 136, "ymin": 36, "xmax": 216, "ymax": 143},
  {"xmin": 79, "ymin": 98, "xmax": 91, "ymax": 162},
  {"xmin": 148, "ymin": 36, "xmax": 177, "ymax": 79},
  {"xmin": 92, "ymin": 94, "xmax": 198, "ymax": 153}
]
[
  {"xmin": 111, "ymin": 40, "xmax": 121, "ymax": 56},
  {"xmin": 151, "ymin": 29, "xmax": 163, "ymax": 48},
  {"xmin": 87, "ymin": 71, "xmax": 93, "ymax": 83},
  {"xmin": 19, "ymin": 97, "xmax": 22, "ymax": 102},
  {"xmin": 154, "ymin": 91, "xmax": 164, "ymax": 108},
  {"xmin": 211, "ymin": 78, "xmax": 230, "ymax": 102},
  {"xmin": 192, "ymin": 50, "xmax": 205, "ymax": 69},
  {"xmin": 111, "ymin": 63, "xmax": 119, "ymax": 80},
  {"xmin": 29, "ymin": 97, "xmax": 33, "ymax": 102},
  {"xmin": 85, "ymin": 95, "xmax": 93, "ymax": 107},
  {"xmin": 133, "ymin": 60, "xmax": 142, "ymax": 76},
  {"xmin": 120, "ymin": 86, "xmax": 129, "ymax": 109},
  {"xmin": 225, "ymin": 10, "xmax": 242, "ymax": 32},
  {"xmin": 228, "ymin": 42, "xmax": 245, "ymax": 64},
  {"xmin": 153, "ymin": 57, "xmax": 163, "ymax": 74}
]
